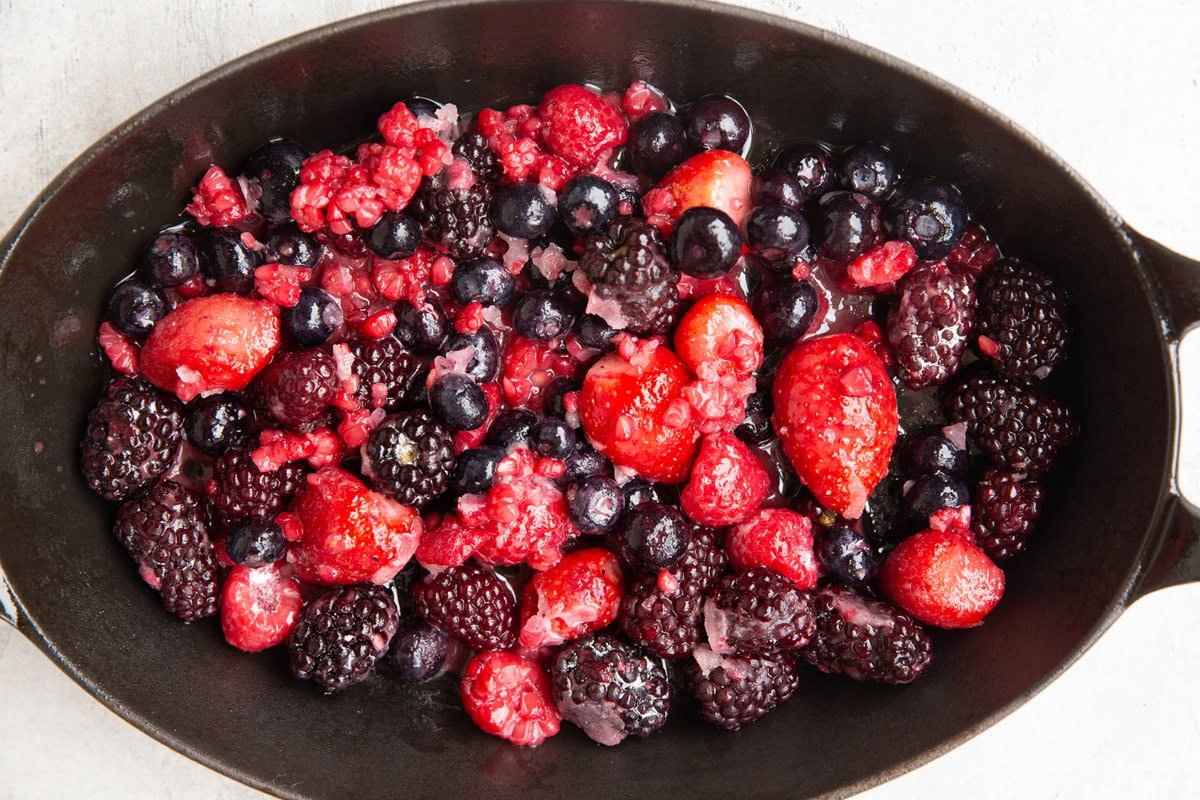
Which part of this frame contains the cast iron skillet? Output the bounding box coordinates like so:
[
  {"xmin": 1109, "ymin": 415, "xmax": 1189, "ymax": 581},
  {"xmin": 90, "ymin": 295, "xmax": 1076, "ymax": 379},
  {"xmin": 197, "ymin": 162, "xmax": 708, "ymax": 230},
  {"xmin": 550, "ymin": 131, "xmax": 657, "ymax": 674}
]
[{"xmin": 1, "ymin": 1, "xmax": 1198, "ymax": 797}]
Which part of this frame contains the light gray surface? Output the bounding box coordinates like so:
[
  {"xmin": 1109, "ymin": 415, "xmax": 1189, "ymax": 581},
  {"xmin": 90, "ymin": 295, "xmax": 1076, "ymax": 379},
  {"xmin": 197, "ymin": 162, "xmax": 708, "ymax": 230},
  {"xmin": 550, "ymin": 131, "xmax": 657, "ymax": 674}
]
[{"xmin": 2, "ymin": 1, "xmax": 1198, "ymax": 798}]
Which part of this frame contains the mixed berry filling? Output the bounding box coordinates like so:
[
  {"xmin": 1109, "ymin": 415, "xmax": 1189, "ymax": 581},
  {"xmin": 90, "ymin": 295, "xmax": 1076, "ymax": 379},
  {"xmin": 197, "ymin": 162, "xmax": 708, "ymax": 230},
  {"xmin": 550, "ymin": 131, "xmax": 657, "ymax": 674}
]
[{"xmin": 81, "ymin": 82, "xmax": 1076, "ymax": 746}]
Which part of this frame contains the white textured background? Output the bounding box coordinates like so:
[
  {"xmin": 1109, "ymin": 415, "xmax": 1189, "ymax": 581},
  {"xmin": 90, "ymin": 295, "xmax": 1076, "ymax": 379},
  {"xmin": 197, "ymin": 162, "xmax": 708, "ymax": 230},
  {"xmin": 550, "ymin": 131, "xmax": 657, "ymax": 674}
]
[{"xmin": 2, "ymin": 1, "xmax": 1198, "ymax": 798}]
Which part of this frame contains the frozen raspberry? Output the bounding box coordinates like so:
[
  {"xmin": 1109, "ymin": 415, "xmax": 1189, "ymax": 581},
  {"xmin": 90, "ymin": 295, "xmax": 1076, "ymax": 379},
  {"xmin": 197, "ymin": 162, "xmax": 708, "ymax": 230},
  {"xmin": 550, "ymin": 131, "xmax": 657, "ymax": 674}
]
[
  {"xmin": 579, "ymin": 217, "xmax": 679, "ymax": 334},
  {"xmin": 686, "ymin": 645, "xmax": 799, "ymax": 730},
  {"xmin": 288, "ymin": 584, "xmax": 400, "ymax": 693},
  {"xmin": 800, "ymin": 586, "xmax": 932, "ymax": 684},
  {"xmin": 880, "ymin": 528, "xmax": 1005, "ymax": 629},
  {"xmin": 725, "ymin": 507, "xmax": 818, "ymax": 589},
  {"xmin": 975, "ymin": 258, "xmax": 1069, "ymax": 381},
  {"xmin": 253, "ymin": 264, "xmax": 312, "ymax": 308},
  {"xmin": 220, "ymin": 562, "xmax": 304, "ymax": 652},
  {"xmin": 680, "ymin": 431, "xmax": 770, "ymax": 527},
  {"xmin": 80, "ymin": 377, "xmax": 184, "ymax": 502},
  {"xmin": 886, "ymin": 260, "xmax": 976, "ymax": 390},
  {"xmin": 361, "ymin": 410, "xmax": 455, "ymax": 509},
  {"xmin": 843, "ymin": 240, "xmax": 917, "ymax": 291},
  {"xmin": 414, "ymin": 562, "xmax": 517, "ymax": 651},
  {"xmin": 251, "ymin": 348, "xmax": 339, "ymax": 428},
  {"xmin": 349, "ymin": 335, "xmax": 421, "ymax": 412},
  {"xmin": 414, "ymin": 512, "xmax": 490, "ymax": 571},
  {"xmin": 538, "ymin": 84, "xmax": 628, "ymax": 168},
  {"xmin": 460, "ymin": 651, "xmax": 561, "ymax": 747},
  {"xmin": 185, "ymin": 165, "xmax": 250, "ymax": 227},
  {"xmin": 206, "ymin": 448, "xmax": 305, "ymax": 530},
  {"xmin": 702, "ymin": 568, "xmax": 816, "ymax": 657},
  {"xmin": 499, "ymin": 336, "xmax": 578, "ymax": 412},
  {"xmin": 518, "ymin": 548, "xmax": 623, "ymax": 649},
  {"xmin": 972, "ymin": 468, "xmax": 1045, "ymax": 562}
]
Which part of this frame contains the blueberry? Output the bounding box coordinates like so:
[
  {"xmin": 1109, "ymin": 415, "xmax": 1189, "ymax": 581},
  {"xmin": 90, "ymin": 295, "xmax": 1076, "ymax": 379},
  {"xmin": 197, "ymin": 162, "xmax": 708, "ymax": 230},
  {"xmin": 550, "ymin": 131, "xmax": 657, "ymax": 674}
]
[
  {"xmin": 735, "ymin": 389, "xmax": 774, "ymax": 445},
  {"xmin": 429, "ymin": 374, "xmax": 489, "ymax": 431},
  {"xmin": 242, "ymin": 138, "xmax": 307, "ymax": 225},
  {"xmin": 629, "ymin": 111, "xmax": 688, "ymax": 180},
  {"xmin": 450, "ymin": 446, "xmax": 503, "ymax": 494},
  {"xmin": 617, "ymin": 502, "xmax": 690, "ymax": 569},
  {"xmin": 814, "ymin": 191, "xmax": 882, "ymax": 263},
  {"xmin": 225, "ymin": 519, "xmax": 287, "ymax": 568},
  {"xmin": 442, "ymin": 328, "xmax": 500, "ymax": 383},
  {"xmin": 685, "ymin": 94, "xmax": 751, "ymax": 154},
  {"xmin": 403, "ymin": 96, "xmax": 442, "ymax": 119},
  {"xmin": 557, "ymin": 175, "xmax": 620, "ymax": 237},
  {"xmin": 885, "ymin": 178, "xmax": 969, "ymax": 261},
  {"xmin": 754, "ymin": 279, "xmax": 819, "ymax": 343},
  {"xmin": 621, "ymin": 479, "xmax": 680, "ymax": 510},
  {"xmin": 751, "ymin": 167, "xmax": 807, "ymax": 209},
  {"xmin": 773, "ymin": 142, "xmax": 836, "ymax": 200},
  {"xmin": 903, "ymin": 471, "xmax": 970, "ymax": 520},
  {"xmin": 567, "ymin": 475, "xmax": 625, "ymax": 534},
  {"xmin": 106, "ymin": 279, "xmax": 167, "ymax": 337},
  {"xmin": 541, "ymin": 376, "xmax": 581, "ymax": 421},
  {"xmin": 491, "ymin": 183, "xmax": 556, "ymax": 239},
  {"xmin": 668, "ymin": 206, "xmax": 742, "ymax": 277},
  {"xmin": 266, "ymin": 224, "xmax": 322, "ymax": 267},
  {"xmin": 384, "ymin": 617, "xmax": 449, "ymax": 684},
  {"xmin": 185, "ymin": 393, "xmax": 249, "ymax": 456},
  {"xmin": 451, "ymin": 257, "xmax": 514, "ymax": 307},
  {"xmin": 201, "ymin": 229, "xmax": 262, "ymax": 294},
  {"xmin": 899, "ymin": 427, "xmax": 968, "ymax": 477},
  {"xmin": 563, "ymin": 442, "xmax": 610, "ymax": 482},
  {"xmin": 512, "ymin": 289, "xmax": 577, "ymax": 340},
  {"xmin": 746, "ymin": 205, "xmax": 809, "ymax": 273},
  {"xmin": 575, "ymin": 314, "xmax": 617, "ymax": 351},
  {"xmin": 530, "ymin": 417, "xmax": 576, "ymax": 459},
  {"xmin": 282, "ymin": 288, "xmax": 343, "ymax": 347},
  {"xmin": 815, "ymin": 526, "xmax": 879, "ymax": 588},
  {"xmin": 486, "ymin": 408, "xmax": 537, "ymax": 449},
  {"xmin": 366, "ymin": 212, "xmax": 421, "ymax": 259},
  {"xmin": 394, "ymin": 300, "xmax": 448, "ymax": 355},
  {"xmin": 839, "ymin": 143, "xmax": 896, "ymax": 201},
  {"xmin": 141, "ymin": 229, "xmax": 200, "ymax": 287}
]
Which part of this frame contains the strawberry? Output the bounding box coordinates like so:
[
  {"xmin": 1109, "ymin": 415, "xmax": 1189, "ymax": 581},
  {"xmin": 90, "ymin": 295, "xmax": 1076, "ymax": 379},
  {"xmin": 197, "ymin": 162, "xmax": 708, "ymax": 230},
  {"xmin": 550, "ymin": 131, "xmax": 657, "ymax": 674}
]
[
  {"xmin": 518, "ymin": 547, "xmax": 623, "ymax": 649},
  {"xmin": 537, "ymin": 84, "xmax": 628, "ymax": 168},
  {"xmin": 680, "ymin": 432, "xmax": 769, "ymax": 527},
  {"xmin": 725, "ymin": 507, "xmax": 818, "ymax": 589},
  {"xmin": 642, "ymin": 150, "xmax": 753, "ymax": 231},
  {"xmin": 673, "ymin": 293, "xmax": 764, "ymax": 381},
  {"xmin": 460, "ymin": 650, "xmax": 562, "ymax": 746},
  {"xmin": 289, "ymin": 466, "xmax": 422, "ymax": 585},
  {"xmin": 140, "ymin": 294, "xmax": 281, "ymax": 402},
  {"xmin": 771, "ymin": 332, "xmax": 898, "ymax": 518},
  {"xmin": 880, "ymin": 528, "xmax": 1005, "ymax": 628},
  {"xmin": 220, "ymin": 562, "xmax": 304, "ymax": 652},
  {"xmin": 578, "ymin": 340, "xmax": 700, "ymax": 484}
]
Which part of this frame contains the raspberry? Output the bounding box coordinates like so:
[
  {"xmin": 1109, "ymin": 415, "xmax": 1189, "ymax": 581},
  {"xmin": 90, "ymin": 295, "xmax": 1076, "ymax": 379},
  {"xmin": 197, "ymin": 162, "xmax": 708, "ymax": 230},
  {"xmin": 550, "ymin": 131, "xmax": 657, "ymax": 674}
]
[
  {"xmin": 680, "ymin": 431, "xmax": 770, "ymax": 527},
  {"xmin": 350, "ymin": 335, "xmax": 421, "ymax": 412},
  {"xmin": 800, "ymin": 586, "xmax": 932, "ymax": 684},
  {"xmin": 886, "ymin": 260, "xmax": 976, "ymax": 390},
  {"xmin": 843, "ymin": 240, "xmax": 917, "ymax": 290},
  {"xmin": 551, "ymin": 632, "xmax": 670, "ymax": 745},
  {"xmin": 972, "ymin": 468, "xmax": 1045, "ymax": 562},
  {"xmin": 413, "ymin": 562, "xmax": 517, "ymax": 650},
  {"xmin": 411, "ymin": 178, "xmax": 495, "ymax": 259},
  {"xmin": 579, "ymin": 217, "xmax": 679, "ymax": 334},
  {"xmin": 114, "ymin": 480, "xmax": 221, "ymax": 622},
  {"xmin": 361, "ymin": 410, "xmax": 455, "ymax": 509},
  {"xmin": 499, "ymin": 336, "xmax": 578, "ymax": 411},
  {"xmin": 206, "ymin": 448, "xmax": 305, "ymax": 530},
  {"xmin": 618, "ymin": 573, "xmax": 703, "ymax": 658},
  {"xmin": 288, "ymin": 584, "xmax": 400, "ymax": 693},
  {"xmin": 724, "ymin": 508, "xmax": 818, "ymax": 589},
  {"xmin": 946, "ymin": 222, "xmax": 1000, "ymax": 278},
  {"xmin": 251, "ymin": 348, "xmax": 339, "ymax": 428},
  {"xmin": 975, "ymin": 258, "xmax": 1069, "ymax": 380},
  {"xmin": 80, "ymin": 377, "xmax": 184, "ymax": 502},
  {"xmin": 415, "ymin": 512, "xmax": 491, "ymax": 571},
  {"xmin": 220, "ymin": 562, "xmax": 304, "ymax": 652},
  {"xmin": 686, "ymin": 645, "xmax": 799, "ymax": 730},
  {"xmin": 518, "ymin": 548, "xmax": 623, "ymax": 649},
  {"xmin": 702, "ymin": 568, "xmax": 816, "ymax": 657},
  {"xmin": 538, "ymin": 84, "xmax": 628, "ymax": 168},
  {"xmin": 460, "ymin": 651, "xmax": 561, "ymax": 746},
  {"xmin": 184, "ymin": 165, "xmax": 250, "ymax": 227},
  {"xmin": 880, "ymin": 528, "xmax": 1005, "ymax": 629},
  {"xmin": 253, "ymin": 264, "xmax": 311, "ymax": 307},
  {"xmin": 452, "ymin": 132, "xmax": 501, "ymax": 181}
]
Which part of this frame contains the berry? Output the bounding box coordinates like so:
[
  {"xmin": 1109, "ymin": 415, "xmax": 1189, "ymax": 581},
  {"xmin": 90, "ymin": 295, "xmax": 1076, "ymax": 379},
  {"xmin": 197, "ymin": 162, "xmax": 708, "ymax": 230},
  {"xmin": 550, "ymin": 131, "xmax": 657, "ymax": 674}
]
[
  {"xmin": 618, "ymin": 502, "xmax": 691, "ymax": 570},
  {"xmin": 140, "ymin": 294, "xmax": 281, "ymax": 402},
  {"xmin": 393, "ymin": 300, "xmax": 448, "ymax": 355},
  {"xmin": 460, "ymin": 651, "xmax": 561, "ymax": 746},
  {"xmin": 686, "ymin": 645, "xmax": 799, "ymax": 730},
  {"xmin": 904, "ymin": 471, "xmax": 969, "ymax": 521},
  {"xmin": 282, "ymin": 288, "xmax": 343, "ymax": 347},
  {"xmin": 106, "ymin": 279, "xmax": 167, "ymax": 337},
  {"xmin": 449, "ymin": 446, "xmax": 503, "ymax": 494},
  {"xmin": 530, "ymin": 417, "xmax": 576, "ymax": 459},
  {"xmin": 429, "ymin": 373, "xmax": 490, "ymax": 431},
  {"xmin": 642, "ymin": 150, "xmax": 753, "ymax": 229},
  {"xmin": 541, "ymin": 376, "xmax": 582, "ymax": 420},
  {"xmin": 674, "ymin": 294, "xmax": 762, "ymax": 381},
  {"xmin": 384, "ymin": 617, "xmax": 449, "ymax": 683},
  {"xmin": 772, "ymin": 333, "xmax": 898, "ymax": 518},
  {"xmin": 451, "ymin": 257, "xmax": 514, "ymax": 307},
  {"xmin": 491, "ymin": 182, "xmax": 556, "ymax": 239},
  {"xmin": 680, "ymin": 432, "xmax": 769, "ymax": 527},
  {"xmin": 772, "ymin": 142, "xmax": 836, "ymax": 200},
  {"xmin": 886, "ymin": 260, "xmax": 977, "ymax": 390},
  {"xmin": 266, "ymin": 224, "xmax": 323, "ymax": 267},
  {"xmin": 800, "ymin": 586, "xmax": 932, "ymax": 684},
  {"xmin": 667, "ymin": 206, "xmax": 742, "ymax": 277},
  {"xmin": 702, "ymin": 568, "xmax": 816, "ymax": 656},
  {"xmin": 880, "ymin": 528, "xmax": 1005, "ymax": 628},
  {"xmin": 200, "ymin": 229, "xmax": 262, "ymax": 294},
  {"xmin": 618, "ymin": 572, "xmax": 703, "ymax": 658},
  {"xmin": 946, "ymin": 222, "xmax": 1000, "ymax": 278},
  {"xmin": 518, "ymin": 548, "xmax": 623, "ymax": 648},
  {"xmin": 754, "ymin": 279, "xmax": 818, "ymax": 344},
  {"xmin": 551, "ymin": 632, "xmax": 670, "ymax": 745},
  {"xmin": 972, "ymin": 468, "xmax": 1045, "ymax": 562},
  {"xmin": 685, "ymin": 94, "xmax": 751, "ymax": 154},
  {"xmin": 361, "ymin": 410, "xmax": 456, "ymax": 508},
  {"xmin": 206, "ymin": 448, "xmax": 305, "ymax": 530},
  {"xmin": 839, "ymin": 142, "xmax": 896, "ymax": 201},
  {"xmin": 725, "ymin": 507, "xmax": 818, "ymax": 589},
  {"xmin": 186, "ymin": 165, "xmax": 251, "ymax": 227},
  {"xmin": 734, "ymin": 388, "xmax": 773, "ymax": 445},
  {"xmin": 497, "ymin": 335, "xmax": 575, "ymax": 410},
  {"xmin": 975, "ymin": 258, "xmax": 1069, "ymax": 380},
  {"xmin": 414, "ymin": 562, "xmax": 517, "ymax": 650},
  {"xmin": 630, "ymin": 112, "xmax": 688, "ymax": 180},
  {"xmin": 242, "ymin": 137, "xmax": 307, "ymax": 225},
  {"xmin": 487, "ymin": 408, "xmax": 537, "ymax": 449},
  {"xmin": 885, "ymin": 178, "xmax": 969, "ymax": 261},
  {"xmin": 350, "ymin": 334, "xmax": 420, "ymax": 411},
  {"xmin": 898, "ymin": 425, "xmax": 968, "ymax": 477},
  {"xmin": 452, "ymin": 132, "xmax": 502, "ymax": 180},
  {"xmin": 558, "ymin": 175, "xmax": 620, "ymax": 237},
  {"xmin": 538, "ymin": 84, "xmax": 628, "ymax": 168},
  {"xmin": 141, "ymin": 229, "xmax": 200, "ymax": 287},
  {"xmin": 185, "ymin": 393, "xmax": 248, "ymax": 456},
  {"xmin": 251, "ymin": 348, "xmax": 338, "ymax": 428},
  {"xmin": 288, "ymin": 584, "xmax": 400, "ymax": 693},
  {"xmin": 621, "ymin": 479, "xmax": 679, "ymax": 510},
  {"xmin": 579, "ymin": 217, "xmax": 679, "ymax": 334},
  {"xmin": 746, "ymin": 205, "xmax": 809, "ymax": 272},
  {"xmin": 513, "ymin": 289, "xmax": 577, "ymax": 340},
  {"xmin": 566, "ymin": 475, "xmax": 624, "ymax": 533},
  {"xmin": 562, "ymin": 442, "xmax": 610, "ymax": 483},
  {"xmin": 411, "ymin": 178, "xmax": 495, "ymax": 259},
  {"xmin": 751, "ymin": 167, "xmax": 806, "ymax": 209},
  {"xmin": 815, "ymin": 526, "xmax": 879, "ymax": 588},
  {"xmin": 814, "ymin": 191, "xmax": 882, "ymax": 263},
  {"xmin": 290, "ymin": 466, "xmax": 421, "ymax": 585},
  {"xmin": 366, "ymin": 211, "xmax": 421, "ymax": 259},
  {"xmin": 225, "ymin": 518, "xmax": 287, "ymax": 567},
  {"xmin": 220, "ymin": 562, "xmax": 303, "ymax": 652},
  {"xmin": 843, "ymin": 240, "xmax": 918, "ymax": 290},
  {"xmin": 80, "ymin": 377, "xmax": 184, "ymax": 502}
]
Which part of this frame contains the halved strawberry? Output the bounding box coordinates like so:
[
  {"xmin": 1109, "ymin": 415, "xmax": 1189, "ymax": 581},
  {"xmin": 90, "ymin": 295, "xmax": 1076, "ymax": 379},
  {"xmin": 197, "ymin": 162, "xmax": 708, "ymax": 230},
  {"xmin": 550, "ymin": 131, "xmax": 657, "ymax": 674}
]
[
  {"xmin": 460, "ymin": 650, "xmax": 562, "ymax": 746},
  {"xmin": 642, "ymin": 150, "xmax": 752, "ymax": 231},
  {"xmin": 220, "ymin": 562, "xmax": 303, "ymax": 652},
  {"xmin": 518, "ymin": 547, "xmax": 623, "ymax": 649},
  {"xmin": 537, "ymin": 84, "xmax": 628, "ymax": 168},
  {"xmin": 680, "ymin": 432, "xmax": 769, "ymax": 527},
  {"xmin": 771, "ymin": 332, "xmax": 898, "ymax": 518},
  {"xmin": 880, "ymin": 528, "xmax": 1005, "ymax": 629},
  {"xmin": 673, "ymin": 293, "xmax": 764, "ymax": 381}
]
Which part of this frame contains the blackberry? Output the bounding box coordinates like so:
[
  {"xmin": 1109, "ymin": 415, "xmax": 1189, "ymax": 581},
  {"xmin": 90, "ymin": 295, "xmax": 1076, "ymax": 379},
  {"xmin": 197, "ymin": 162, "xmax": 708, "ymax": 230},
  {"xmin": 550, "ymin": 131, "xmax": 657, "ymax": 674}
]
[
  {"xmin": 551, "ymin": 632, "xmax": 671, "ymax": 745},
  {"xmin": 687, "ymin": 647, "xmax": 799, "ymax": 730},
  {"xmin": 250, "ymin": 348, "xmax": 338, "ymax": 428},
  {"xmin": 412, "ymin": 174, "xmax": 495, "ymax": 259},
  {"xmin": 288, "ymin": 584, "xmax": 400, "ymax": 694},
  {"xmin": 619, "ymin": 573, "xmax": 703, "ymax": 658},
  {"xmin": 972, "ymin": 468, "xmax": 1045, "ymax": 562},
  {"xmin": 800, "ymin": 586, "xmax": 932, "ymax": 685},
  {"xmin": 673, "ymin": 524, "xmax": 728, "ymax": 595},
  {"xmin": 703, "ymin": 568, "xmax": 816, "ymax": 656},
  {"xmin": 887, "ymin": 261, "xmax": 976, "ymax": 389},
  {"xmin": 81, "ymin": 377, "xmax": 184, "ymax": 502},
  {"xmin": 975, "ymin": 258, "xmax": 1069, "ymax": 380},
  {"xmin": 946, "ymin": 222, "xmax": 1000, "ymax": 278},
  {"xmin": 361, "ymin": 410, "xmax": 455, "ymax": 508},
  {"xmin": 413, "ymin": 563, "xmax": 517, "ymax": 651},
  {"xmin": 350, "ymin": 335, "xmax": 420, "ymax": 412},
  {"xmin": 451, "ymin": 132, "xmax": 501, "ymax": 182},
  {"xmin": 206, "ymin": 448, "xmax": 305, "ymax": 530},
  {"xmin": 113, "ymin": 480, "xmax": 220, "ymax": 622},
  {"xmin": 580, "ymin": 217, "xmax": 679, "ymax": 334},
  {"xmin": 943, "ymin": 369, "xmax": 1077, "ymax": 474}
]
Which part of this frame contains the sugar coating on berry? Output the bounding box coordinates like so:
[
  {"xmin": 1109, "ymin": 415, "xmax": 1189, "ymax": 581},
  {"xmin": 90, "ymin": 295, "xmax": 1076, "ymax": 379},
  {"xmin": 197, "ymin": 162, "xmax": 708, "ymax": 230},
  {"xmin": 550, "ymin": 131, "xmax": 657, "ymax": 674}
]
[
  {"xmin": 725, "ymin": 507, "xmax": 818, "ymax": 589},
  {"xmin": 880, "ymin": 528, "xmax": 1005, "ymax": 629},
  {"xmin": 519, "ymin": 548, "xmax": 623, "ymax": 649},
  {"xmin": 680, "ymin": 431, "xmax": 770, "ymax": 527},
  {"xmin": 460, "ymin": 651, "xmax": 561, "ymax": 746}
]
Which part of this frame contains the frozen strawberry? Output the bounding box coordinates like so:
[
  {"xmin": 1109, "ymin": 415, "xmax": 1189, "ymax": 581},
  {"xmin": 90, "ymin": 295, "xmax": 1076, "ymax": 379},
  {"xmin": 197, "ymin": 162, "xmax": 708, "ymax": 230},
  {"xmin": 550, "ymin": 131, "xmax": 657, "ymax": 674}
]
[
  {"xmin": 680, "ymin": 432, "xmax": 769, "ymax": 527},
  {"xmin": 537, "ymin": 84, "xmax": 628, "ymax": 168},
  {"xmin": 880, "ymin": 528, "xmax": 1005, "ymax": 629},
  {"xmin": 220, "ymin": 562, "xmax": 304, "ymax": 652},
  {"xmin": 579, "ymin": 342, "xmax": 700, "ymax": 484},
  {"xmin": 771, "ymin": 332, "xmax": 898, "ymax": 518},
  {"xmin": 140, "ymin": 294, "xmax": 281, "ymax": 402},
  {"xmin": 518, "ymin": 547, "xmax": 623, "ymax": 649},
  {"xmin": 725, "ymin": 507, "xmax": 818, "ymax": 589},
  {"xmin": 460, "ymin": 650, "xmax": 562, "ymax": 746},
  {"xmin": 642, "ymin": 150, "xmax": 753, "ymax": 230},
  {"xmin": 289, "ymin": 466, "xmax": 422, "ymax": 585},
  {"xmin": 673, "ymin": 293, "xmax": 764, "ymax": 381}
]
